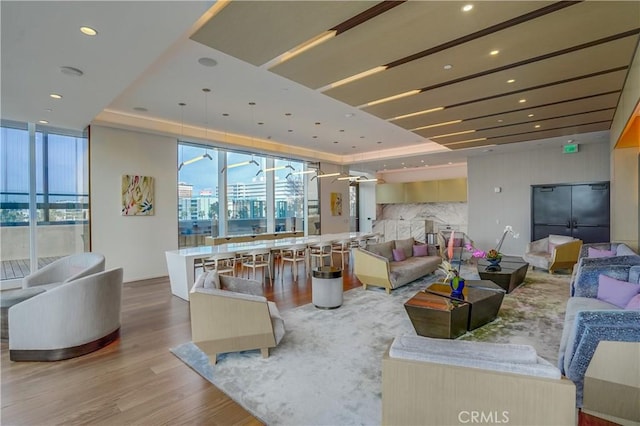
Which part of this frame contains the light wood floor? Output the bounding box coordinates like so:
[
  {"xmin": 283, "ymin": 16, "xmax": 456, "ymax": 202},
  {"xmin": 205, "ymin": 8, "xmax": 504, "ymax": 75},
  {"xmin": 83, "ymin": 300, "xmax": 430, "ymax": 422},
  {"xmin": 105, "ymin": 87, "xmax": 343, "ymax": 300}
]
[{"xmin": 1, "ymin": 258, "xmax": 362, "ymax": 425}]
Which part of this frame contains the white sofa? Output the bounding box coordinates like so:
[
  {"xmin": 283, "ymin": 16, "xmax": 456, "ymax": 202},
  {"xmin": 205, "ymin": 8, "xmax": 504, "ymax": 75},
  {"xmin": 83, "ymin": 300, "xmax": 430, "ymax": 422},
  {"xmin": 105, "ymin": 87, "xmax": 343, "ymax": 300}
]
[
  {"xmin": 22, "ymin": 252, "xmax": 106, "ymax": 290},
  {"xmin": 9, "ymin": 268, "xmax": 123, "ymax": 361},
  {"xmin": 382, "ymin": 335, "xmax": 576, "ymax": 425}
]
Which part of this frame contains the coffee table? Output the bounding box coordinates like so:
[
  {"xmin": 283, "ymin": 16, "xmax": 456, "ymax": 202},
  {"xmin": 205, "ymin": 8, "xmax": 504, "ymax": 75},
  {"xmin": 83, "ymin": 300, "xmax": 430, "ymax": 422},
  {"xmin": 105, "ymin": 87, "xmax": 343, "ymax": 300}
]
[
  {"xmin": 477, "ymin": 256, "xmax": 529, "ymax": 293},
  {"xmin": 425, "ymin": 280, "xmax": 506, "ymax": 331},
  {"xmin": 404, "ymin": 291, "xmax": 470, "ymax": 339}
]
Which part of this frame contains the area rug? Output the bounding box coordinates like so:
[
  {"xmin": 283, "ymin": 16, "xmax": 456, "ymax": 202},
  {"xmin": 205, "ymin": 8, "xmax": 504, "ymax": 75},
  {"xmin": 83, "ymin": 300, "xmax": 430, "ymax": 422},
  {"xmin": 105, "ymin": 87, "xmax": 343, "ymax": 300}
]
[{"xmin": 171, "ymin": 267, "xmax": 570, "ymax": 426}]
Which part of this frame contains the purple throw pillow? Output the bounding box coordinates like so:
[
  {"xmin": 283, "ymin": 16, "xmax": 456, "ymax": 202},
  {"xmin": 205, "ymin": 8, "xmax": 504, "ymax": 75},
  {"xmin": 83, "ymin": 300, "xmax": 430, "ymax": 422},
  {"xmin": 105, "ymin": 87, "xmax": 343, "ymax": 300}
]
[
  {"xmin": 392, "ymin": 248, "xmax": 406, "ymax": 262},
  {"xmin": 625, "ymin": 294, "xmax": 640, "ymax": 310},
  {"xmin": 588, "ymin": 247, "xmax": 615, "ymax": 258},
  {"xmin": 413, "ymin": 244, "xmax": 429, "ymax": 257},
  {"xmin": 597, "ymin": 274, "xmax": 640, "ymax": 308}
]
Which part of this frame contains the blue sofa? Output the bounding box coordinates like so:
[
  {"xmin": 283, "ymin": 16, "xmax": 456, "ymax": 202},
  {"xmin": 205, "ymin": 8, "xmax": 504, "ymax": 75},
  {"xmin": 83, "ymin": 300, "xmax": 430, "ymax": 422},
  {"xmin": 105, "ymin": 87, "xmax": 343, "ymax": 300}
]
[
  {"xmin": 558, "ymin": 262, "xmax": 640, "ymax": 407},
  {"xmin": 570, "ymin": 242, "xmax": 640, "ymax": 296}
]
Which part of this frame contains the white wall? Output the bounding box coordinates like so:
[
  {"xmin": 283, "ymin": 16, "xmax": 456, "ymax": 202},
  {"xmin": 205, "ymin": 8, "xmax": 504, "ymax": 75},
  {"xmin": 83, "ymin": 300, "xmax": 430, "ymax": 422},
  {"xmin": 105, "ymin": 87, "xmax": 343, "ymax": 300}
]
[
  {"xmin": 318, "ymin": 162, "xmax": 350, "ymax": 234},
  {"xmin": 90, "ymin": 125, "xmax": 177, "ymax": 282},
  {"xmin": 467, "ymin": 141, "xmax": 610, "ymax": 256}
]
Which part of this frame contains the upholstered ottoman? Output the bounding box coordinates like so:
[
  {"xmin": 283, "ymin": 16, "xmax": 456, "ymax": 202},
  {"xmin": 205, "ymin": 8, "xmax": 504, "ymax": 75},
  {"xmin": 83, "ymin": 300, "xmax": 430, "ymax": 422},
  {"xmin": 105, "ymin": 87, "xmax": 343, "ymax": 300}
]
[{"xmin": 1, "ymin": 287, "xmax": 45, "ymax": 340}]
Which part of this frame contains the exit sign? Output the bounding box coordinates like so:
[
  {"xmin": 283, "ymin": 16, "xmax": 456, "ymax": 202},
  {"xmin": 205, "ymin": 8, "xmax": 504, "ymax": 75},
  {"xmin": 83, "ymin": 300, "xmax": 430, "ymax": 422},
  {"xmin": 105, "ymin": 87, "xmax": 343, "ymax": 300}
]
[{"xmin": 563, "ymin": 143, "xmax": 579, "ymax": 154}]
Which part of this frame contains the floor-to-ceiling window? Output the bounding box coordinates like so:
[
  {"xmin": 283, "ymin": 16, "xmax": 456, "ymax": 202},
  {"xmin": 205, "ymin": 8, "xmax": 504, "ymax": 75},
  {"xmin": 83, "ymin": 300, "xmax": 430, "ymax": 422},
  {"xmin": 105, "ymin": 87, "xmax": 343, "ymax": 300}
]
[
  {"xmin": 0, "ymin": 121, "xmax": 89, "ymax": 282},
  {"xmin": 177, "ymin": 141, "xmax": 313, "ymax": 247}
]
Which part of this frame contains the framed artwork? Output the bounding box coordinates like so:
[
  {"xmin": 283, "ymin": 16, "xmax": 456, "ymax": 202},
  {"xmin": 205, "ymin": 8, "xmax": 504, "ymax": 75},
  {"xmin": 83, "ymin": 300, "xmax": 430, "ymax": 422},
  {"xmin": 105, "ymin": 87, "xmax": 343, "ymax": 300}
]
[
  {"xmin": 122, "ymin": 175, "xmax": 154, "ymax": 216},
  {"xmin": 330, "ymin": 192, "xmax": 342, "ymax": 216}
]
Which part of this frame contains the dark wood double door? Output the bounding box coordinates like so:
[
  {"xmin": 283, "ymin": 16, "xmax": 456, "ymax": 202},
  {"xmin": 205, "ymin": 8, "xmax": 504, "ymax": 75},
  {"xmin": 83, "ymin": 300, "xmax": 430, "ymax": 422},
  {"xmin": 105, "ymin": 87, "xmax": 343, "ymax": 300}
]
[{"xmin": 531, "ymin": 182, "xmax": 610, "ymax": 244}]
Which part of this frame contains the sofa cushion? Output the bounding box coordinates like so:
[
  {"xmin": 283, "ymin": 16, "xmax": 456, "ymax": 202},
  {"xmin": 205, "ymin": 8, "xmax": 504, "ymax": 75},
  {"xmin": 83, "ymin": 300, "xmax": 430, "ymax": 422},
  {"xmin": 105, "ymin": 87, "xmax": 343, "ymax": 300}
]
[
  {"xmin": 388, "ymin": 256, "xmax": 440, "ymax": 287},
  {"xmin": 395, "ymin": 237, "xmax": 415, "ymax": 259},
  {"xmin": 588, "ymin": 247, "xmax": 615, "ymax": 258},
  {"xmin": 367, "ymin": 241, "xmax": 395, "ymax": 261},
  {"xmin": 221, "ymin": 275, "xmax": 263, "ymax": 296},
  {"xmin": 597, "ymin": 274, "xmax": 640, "ymax": 308},
  {"xmin": 390, "ymin": 335, "xmax": 561, "ymax": 379},
  {"xmin": 392, "ymin": 248, "xmax": 406, "ymax": 262},
  {"xmin": 413, "ymin": 244, "xmax": 429, "ymax": 257}
]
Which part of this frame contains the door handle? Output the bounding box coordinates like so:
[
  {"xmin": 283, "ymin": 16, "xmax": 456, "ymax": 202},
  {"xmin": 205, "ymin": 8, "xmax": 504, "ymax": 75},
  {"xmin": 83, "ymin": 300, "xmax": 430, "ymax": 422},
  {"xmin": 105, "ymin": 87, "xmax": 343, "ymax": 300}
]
[
  {"xmin": 572, "ymin": 218, "xmax": 578, "ymax": 229},
  {"xmin": 566, "ymin": 219, "xmax": 572, "ymax": 229}
]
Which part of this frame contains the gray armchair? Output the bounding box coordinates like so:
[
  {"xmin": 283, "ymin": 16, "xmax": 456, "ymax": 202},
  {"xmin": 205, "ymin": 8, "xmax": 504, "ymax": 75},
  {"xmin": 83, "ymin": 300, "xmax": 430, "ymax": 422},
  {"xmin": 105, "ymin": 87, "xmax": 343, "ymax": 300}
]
[
  {"xmin": 9, "ymin": 268, "xmax": 123, "ymax": 361},
  {"xmin": 22, "ymin": 252, "xmax": 105, "ymax": 290}
]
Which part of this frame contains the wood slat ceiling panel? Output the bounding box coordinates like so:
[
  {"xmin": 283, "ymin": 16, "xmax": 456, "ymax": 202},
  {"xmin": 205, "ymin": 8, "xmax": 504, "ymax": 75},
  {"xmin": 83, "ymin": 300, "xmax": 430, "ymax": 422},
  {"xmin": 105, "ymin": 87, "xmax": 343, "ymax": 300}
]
[
  {"xmin": 392, "ymin": 39, "xmax": 634, "ymax": 129},
  {"xmin": 364, "ymin": 68, "xmax": 628, "ymax": 119},
  {"xmin": 190, "ymin": 1, "xmax": 374, "ymax": 66},
  {"xmin": 415, "ymin": 107, "xmax": 615, "ymax": 138},
  {"xmin": 430, "ymin": 109, "xmax": 614, "ymax": 142},
  {"xmin": 270, "ymin": 1, "xmax": 549, "ymax": 89},
  {"xmin": 446, "ymin": 122, "xmax": 611, "ymax": 150},
  {"xmin": 396, "ymin": 92, "xmax": 621, "ymax": 131},
  {"xmin": 329, "ymin": 32, "xmax": 638, "ymax": 108}
]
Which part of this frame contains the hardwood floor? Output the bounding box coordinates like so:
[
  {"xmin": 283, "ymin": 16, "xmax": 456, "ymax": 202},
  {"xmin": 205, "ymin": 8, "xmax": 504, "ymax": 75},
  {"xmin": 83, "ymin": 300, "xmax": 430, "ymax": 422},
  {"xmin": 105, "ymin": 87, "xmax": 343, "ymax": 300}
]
[{"xmin": 1, "ymin": 259, "xmax": 362, "ymax": 425}]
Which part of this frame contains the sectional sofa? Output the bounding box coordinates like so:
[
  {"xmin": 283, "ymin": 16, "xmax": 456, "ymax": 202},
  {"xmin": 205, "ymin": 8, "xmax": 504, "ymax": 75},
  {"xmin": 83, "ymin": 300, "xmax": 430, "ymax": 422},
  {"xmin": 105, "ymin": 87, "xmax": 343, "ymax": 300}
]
[{"xmin": 558, "ymin": 242, "xmax": 640, "ymax": 407}]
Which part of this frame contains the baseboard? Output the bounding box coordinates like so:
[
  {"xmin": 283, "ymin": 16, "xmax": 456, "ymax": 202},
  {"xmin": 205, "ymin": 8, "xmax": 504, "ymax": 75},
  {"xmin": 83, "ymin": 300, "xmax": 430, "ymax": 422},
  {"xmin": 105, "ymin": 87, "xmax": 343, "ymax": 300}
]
[{"xmin": 9, "ymin": 328, "xmax": 120, "ymax": 361}]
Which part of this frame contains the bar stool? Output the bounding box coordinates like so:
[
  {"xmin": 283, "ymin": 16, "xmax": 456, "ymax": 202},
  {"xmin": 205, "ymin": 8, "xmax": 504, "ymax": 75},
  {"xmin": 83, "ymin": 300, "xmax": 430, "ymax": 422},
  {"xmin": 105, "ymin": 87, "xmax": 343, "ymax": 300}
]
[
  {"xmin": 239, "ymin": 249, "xmax": 272, "ymax": 284},
  {"xmin": 202, "ymin": 252, "xmax": 236, "ymax": 277},
  {"xmin": 278, "ymin": 244, "xmax": 308, "ymax": 282},
  {"xmin": 308, "ymin": 241, "xmax": 333, "ymax": 275},
  {"xmin": 331, "ymin": 239, "xmax": 357, "ymax": 270}
]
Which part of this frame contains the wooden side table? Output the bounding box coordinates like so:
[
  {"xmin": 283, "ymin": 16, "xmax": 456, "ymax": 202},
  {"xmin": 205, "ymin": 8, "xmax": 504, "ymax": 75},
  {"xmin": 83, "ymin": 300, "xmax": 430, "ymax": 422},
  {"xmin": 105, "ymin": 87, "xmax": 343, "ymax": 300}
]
[{"xmin": 404, "ymin": 291, "xmax": 470, "ymax": 339}]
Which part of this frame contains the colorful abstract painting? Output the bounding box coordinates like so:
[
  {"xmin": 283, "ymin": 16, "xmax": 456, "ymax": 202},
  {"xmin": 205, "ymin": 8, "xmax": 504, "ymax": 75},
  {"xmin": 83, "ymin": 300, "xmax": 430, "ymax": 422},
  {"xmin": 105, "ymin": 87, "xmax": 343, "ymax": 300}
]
[
  {"xmin": 122, "ymin": 175, "xmax": 154, "ymax": 216},
  {"xmin": 330, "ymin": 192, "xmax": 342, "ymax": 216}
]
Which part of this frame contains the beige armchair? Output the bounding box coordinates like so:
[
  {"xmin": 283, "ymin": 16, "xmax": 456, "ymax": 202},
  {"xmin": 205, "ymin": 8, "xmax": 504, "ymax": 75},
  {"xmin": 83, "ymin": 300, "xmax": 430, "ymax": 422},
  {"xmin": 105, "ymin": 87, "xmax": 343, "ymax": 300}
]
[
  {"xmin": 382, "ymin": 336, "xmax": 576, "ymax": 426},
  {"xmin": 523, "ymin": 234, "xmax": 583, "ymax": 273},
  {"xmin": 189, "ymin": 271, "xmax": 285, "ymax": 365}
]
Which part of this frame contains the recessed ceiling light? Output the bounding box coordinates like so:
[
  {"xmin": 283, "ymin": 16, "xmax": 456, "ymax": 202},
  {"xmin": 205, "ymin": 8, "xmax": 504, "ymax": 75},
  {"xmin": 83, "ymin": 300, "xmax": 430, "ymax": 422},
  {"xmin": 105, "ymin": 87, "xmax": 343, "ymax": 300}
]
[
  {"xmin": 490, "ymin": 50, "xmax": 499, "ymax": 56},
  {"xmin": 312, "ymin": 136, "xmax": 318, "ymax": 138},
  {"xmin": 315, "ymin": 122, "xmax": 321, "ymax": 125},
  {"xmin": 443, "ymin": 64, "xmax": 453, "ymax": 70},
  {"xmin": 567, "ymin": 139, "xmax": 574, "ymax": 143},
  {"xmin": 360, "ymin": 136, "xmax": 365, "ymax": 139},
  {"xmin": 377, "ymin": 141, "xmax": 382, "ymax": 144},
  {"xmin": 178, "ymin": 102, "xmax": 186, "ymax": 106},
  {"xmin": 288, "ymin": 129, "xmax": 293, "ymax": 132},
  {"xmin": 38, "ymin": 120, "xmax": 49, "ymax": 124},
  {"xmin": 133, "ymin": 107, "xmax": 148, "ymax": 112},
  {"xmin": 222, "ymin": 113, "xmax": 229, "ymax": 116},
  {"xmin": 462, "ymin": 4, "xmax": 473, "ymax": 12},
  {"xmin": 333, "ymin": 141, "xmax": 338, "ymax": 144},
  {"xmin": 258, "ymin": 122, "xmax": 264, "ymax": 125},
  {"xmin": 339, "ymin": 129, "xmax": 345, "ymax": 132},
  {"xmin": 50, "ymin": 93, "xmax": 62, "ymax": 99},
  {"xmin": 285, "ymin": 112, "xmax": 292, "ymax": 116},
  {"xmin": 421, "ymin": 160, "xmax": 425, "ymax": 163},
  {"xmin": 248, "ymin": 102, "xmax": 256, "ymax": 106},
  {"xmin": 448, "ymin": 162, "xmax": 453, "ymax": 165},
  {"xmin": 497, "ymin": 119, "xmax": 504, "ymax": 123},
  {"xmin": 60, "ymin": 66, "xmax": 83, "ymax": 77},
  {"xmin": 352, "ymin": 145, "xmax": 356, "ymax": 149},
  {"xmin": 535, "ymin": 124, "xmax": 541, "ymax": 128},
  {"xmin": 401, "ymin": 162, "xmax": 405, "ymax": 165},
  {"xmin": 528, "ymin": 114, "xmax": 534, "ymax": 117},
  {"xmin": 519, "ymin": 99, "xmax": 526, "ymax": 103},
  {"xmin": 198, "ymin": 57, "xmax": 217, "ymax": 67},
  {"xmin": 507, "ymin": 79, "xmax": 515, "ymax": 83},
  {"xmin": 80, "ymin": 26, "xmax": 97, "ymax": 36}
]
